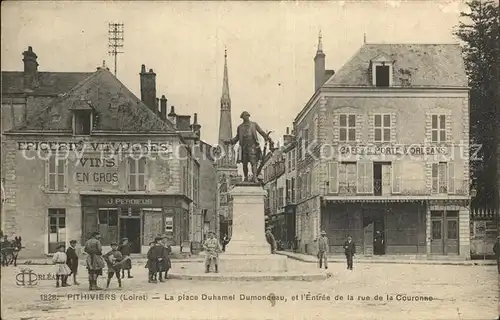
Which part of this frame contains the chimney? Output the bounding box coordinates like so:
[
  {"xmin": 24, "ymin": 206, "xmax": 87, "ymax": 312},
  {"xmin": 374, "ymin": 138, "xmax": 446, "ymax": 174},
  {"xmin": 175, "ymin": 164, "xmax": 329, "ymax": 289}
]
[
  {"xmin": 160, "ymin": 95, "xmax": 168, "ymax": 120},
  {"xmin": 190, "ymin": 113, "xmax": 202, "ymax": 138},
  {"xmin": 139, "ymin": 65, "xmax": 157, "ymax": 113},
  {"xmin": 314, "ymin": 32, "xmax": 325, "ymax": 92},
  {"xmin": 167, "ymin": 106, "xmax": 177, "ymax": 126},
  {"xmin": 283, "ymin": 126, "xmax": 294, "ymax": 146},
  {"xmin": 156, "ymin": 98, "xmax": 160, "ymax": 115},
  {"xmin": 22, "ymin": 46, "xmax": 39, "ymax": 89}
]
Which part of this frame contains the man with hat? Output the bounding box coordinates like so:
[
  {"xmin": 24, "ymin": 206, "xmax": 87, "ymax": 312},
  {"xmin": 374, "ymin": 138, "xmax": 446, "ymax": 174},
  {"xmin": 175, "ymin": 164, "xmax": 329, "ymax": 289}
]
[
  {"xmin": 203, "ymin": 231, "xmax": 221, "ymax": 273},
  {"xmin": 493, "ymin": 235, "xmax": 500, "ymax": 274},
  {"xmin": 118, "ymin": 237, "xmax": 133, "ymax": 279},
  {"xmin": 84, "ymin": 232, "xmax": 106, "ymax": 290},
  {"xmin": 265, "ymin": 227, "xmax": 277, "ymax": 254},
  {"xmin": 66, "ymin": 239, "xmax": 80, "ymax": 285},
  {"xmin": 317, "ymin": 230, "xmax": 329, "ymax": 269},
  {"xmin": 147, "ymin": 236, "xmax": 166, "ymax": 283},
  {"xmin": 224, "ymin": 111, "xmax": 272, "ymax": 183}
]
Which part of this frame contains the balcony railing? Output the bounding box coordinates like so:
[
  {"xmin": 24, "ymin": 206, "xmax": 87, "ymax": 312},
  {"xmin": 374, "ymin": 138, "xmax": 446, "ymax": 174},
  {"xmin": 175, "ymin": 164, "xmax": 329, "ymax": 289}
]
[{"xmin": 327, "ymin": 178, "xmax": 469, "ymax": 197}]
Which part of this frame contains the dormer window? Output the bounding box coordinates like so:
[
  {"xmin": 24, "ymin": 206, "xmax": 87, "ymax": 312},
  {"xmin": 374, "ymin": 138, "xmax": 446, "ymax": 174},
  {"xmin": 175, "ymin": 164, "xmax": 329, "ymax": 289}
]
[
  {"xmin": 371, "ymin": 54, "xmax": 394, "ymax": 87},
  {"xmin": 74, "ymin": 111, "xmax": 92, "ymax": 135},
  {"xmin": 70, "ymin": 99, "xmax": 94, "ymax": 136}
]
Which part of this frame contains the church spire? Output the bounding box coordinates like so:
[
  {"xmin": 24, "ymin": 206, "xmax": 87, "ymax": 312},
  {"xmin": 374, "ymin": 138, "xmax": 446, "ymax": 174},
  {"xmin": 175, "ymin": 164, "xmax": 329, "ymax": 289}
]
[
  {"xmin": 217, "ymin": 47, "xmax": 235, "ymax": 168},
  {"xmin": 220, "ymin": 47, "xmax": 231, "ymax": 108}
]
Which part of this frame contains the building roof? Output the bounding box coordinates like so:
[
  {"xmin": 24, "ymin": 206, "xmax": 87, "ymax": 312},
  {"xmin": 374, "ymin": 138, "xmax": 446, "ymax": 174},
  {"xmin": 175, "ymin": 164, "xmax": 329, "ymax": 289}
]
[
  {"xmin": 14, "ymin": 68, "xmax": 175, "ymax": 133},
  {"xmin": 324, "ymin": 43, "xmax": 468, "ymax": 88},
  {"xmin": 1, "ymin": 71, "xmax": 93, "ymax": 95}
]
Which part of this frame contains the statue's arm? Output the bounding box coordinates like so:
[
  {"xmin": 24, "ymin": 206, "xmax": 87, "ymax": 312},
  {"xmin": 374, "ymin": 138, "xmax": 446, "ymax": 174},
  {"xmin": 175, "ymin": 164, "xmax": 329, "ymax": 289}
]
[
  {"xmin": 229, "ymin": 129, "xmax": 239, "ymax": 144},
  {"xmin": 255, "ymin": 123, "xmax": 270, "ymax": 141}
]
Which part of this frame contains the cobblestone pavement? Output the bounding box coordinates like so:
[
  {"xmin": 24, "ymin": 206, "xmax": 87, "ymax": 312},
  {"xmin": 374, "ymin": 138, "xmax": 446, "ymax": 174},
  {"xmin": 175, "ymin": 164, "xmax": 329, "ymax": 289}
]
[{"xmin": 1, "ymin": 260, "xmax": 498, "ymax": 320}]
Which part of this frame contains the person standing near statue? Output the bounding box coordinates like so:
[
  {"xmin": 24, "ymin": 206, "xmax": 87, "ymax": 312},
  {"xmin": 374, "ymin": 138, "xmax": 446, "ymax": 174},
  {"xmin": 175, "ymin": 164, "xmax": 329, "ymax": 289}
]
[
  {"xmin": 317, "ymin": 230, "xmax": 329, "ymax": 269},
  {"xmin": 84, "ymin": 232, "xmax": 106, "ymax": 290},
  {"xmin": 224, "ymin": 111, "xmax": 273, "ymax": 183},
  {"xmin": 265, "ymin": 227, "xmax": 277, "ymax": 254},
  {"xmin": 203, "ymin": 231, "xmax": 221, "ymax": 273}
]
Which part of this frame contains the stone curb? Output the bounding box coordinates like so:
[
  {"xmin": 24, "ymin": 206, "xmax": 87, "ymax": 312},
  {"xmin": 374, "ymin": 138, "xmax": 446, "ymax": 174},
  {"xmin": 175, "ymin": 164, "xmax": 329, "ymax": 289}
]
[
  {"xmin": 167, "ymin": 273, "xmax": 332, "ymax": 281},
  {"xmin": 276, "ymin": 252, "xmax": 497, "ymax": 266}
]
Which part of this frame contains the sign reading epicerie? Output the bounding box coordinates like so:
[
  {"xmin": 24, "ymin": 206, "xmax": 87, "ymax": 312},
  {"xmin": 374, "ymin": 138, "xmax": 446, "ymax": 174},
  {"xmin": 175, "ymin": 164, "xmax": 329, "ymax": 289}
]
[
  {"xmin": 17, "ymin": 141, "xmax": 171, "ymax": 152},
  {"xmin": 74, "ymin": 157, "xmax": 119, "ymax": 185}
]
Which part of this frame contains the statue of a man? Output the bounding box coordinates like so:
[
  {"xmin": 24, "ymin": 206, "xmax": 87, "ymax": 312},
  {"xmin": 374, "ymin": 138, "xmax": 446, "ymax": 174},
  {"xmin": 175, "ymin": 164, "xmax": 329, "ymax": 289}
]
[{"xmin": 224, "ymin": 111, "xmax": 271, "ymax": 183}]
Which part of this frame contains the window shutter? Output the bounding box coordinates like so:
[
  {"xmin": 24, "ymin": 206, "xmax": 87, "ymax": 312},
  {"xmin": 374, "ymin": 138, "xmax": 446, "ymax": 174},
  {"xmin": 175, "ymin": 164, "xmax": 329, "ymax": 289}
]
[
  {"xmin": 431, "ymin": 163, "xmax": 438, "ymax": 194},
  {"xmin": 425, "ymin": 113, "xmax": 432, "ymax": 142},
  {"xmin": 143, "ymin": 157, "xmax": 148, "ymax": 191},
  {"xmin": 366, "ymin": 161, "xmax": 374, "ymax": 193},
  {"xmin": 328, "ymin": 161, "xmax": 338, "ymax": 194},
  {"xmin": 448, "ymin": 162, "xmax": 455, "ymax": 194},
  {"xmin": 45, "ymin": 158, "xmax": 49, "ymax": 190},
  {"xmin": 126, "ymin": 158, "xmax": 130, "ymax": 190},
  {"xmin": 64, "ymin": 158, "xmax": 68, "ymax": 191},
  {"xmin": 392, "ymin": 160, "xmax": 402, "ymax": 194},
  {"xmin": 357, "ymin": 162, "xmax": 365, "ymax": 193}
]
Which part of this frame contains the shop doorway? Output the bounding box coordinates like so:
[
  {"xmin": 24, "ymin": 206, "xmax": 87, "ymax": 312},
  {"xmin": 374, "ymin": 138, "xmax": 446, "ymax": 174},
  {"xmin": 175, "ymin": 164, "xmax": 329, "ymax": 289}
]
[
  {"xmin": 430, "ymin": 211, "xmax": 459, "ymax": 255},
  {"xmin": 120, "ymin": 217, "xmax": 141, "ymax": 253}
]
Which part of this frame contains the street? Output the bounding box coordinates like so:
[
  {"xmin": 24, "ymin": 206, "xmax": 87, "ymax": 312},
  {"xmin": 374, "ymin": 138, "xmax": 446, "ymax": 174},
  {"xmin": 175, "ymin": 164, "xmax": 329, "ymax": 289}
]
[{"xmin": 1, "ymin": 260, "xmax": 498, "ymax": 320}]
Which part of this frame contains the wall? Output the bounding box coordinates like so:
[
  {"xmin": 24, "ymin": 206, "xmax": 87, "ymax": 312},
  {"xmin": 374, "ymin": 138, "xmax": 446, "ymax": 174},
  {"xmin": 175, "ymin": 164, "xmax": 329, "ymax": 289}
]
[{"xmin": 2, "ymin": 134, "xmax": 186, "ymax": 257}]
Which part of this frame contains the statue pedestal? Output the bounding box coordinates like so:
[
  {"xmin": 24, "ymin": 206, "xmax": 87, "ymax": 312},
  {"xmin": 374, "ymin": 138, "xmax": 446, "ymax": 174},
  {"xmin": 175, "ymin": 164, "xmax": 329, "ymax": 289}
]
[{"xmin": 220, "ymin": 183, "xmax": 287, "ymax": 272}]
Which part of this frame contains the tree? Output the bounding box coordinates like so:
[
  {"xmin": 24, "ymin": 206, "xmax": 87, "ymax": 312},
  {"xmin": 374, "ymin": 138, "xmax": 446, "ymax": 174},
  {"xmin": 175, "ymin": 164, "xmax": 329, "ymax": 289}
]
[{"xmin": 454, "ymin": 0, "xmax": 500, "ymax": 208}]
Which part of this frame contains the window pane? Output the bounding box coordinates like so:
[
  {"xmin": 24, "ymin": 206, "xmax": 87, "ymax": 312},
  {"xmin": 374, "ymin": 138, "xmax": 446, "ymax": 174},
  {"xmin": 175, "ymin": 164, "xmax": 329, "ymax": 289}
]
[
  {"xmin": 374, "ymin": 115, "xmax": 381, "ymax": 127},
  {"xmin": 339, "ymin": 128, "xmax": 347, "ymax": 141},
  {"xmin": 447, "ymin": 220, "xmax": 457, "ymax": 239},
  {"xmin": 129, "ymin": 175, "xmax": 136, "ymax": 191},
  {"xmin": 432, "ymin": 221, "xmax": 442, "ymax": 239},
  {"xmin": 432, "ymin": 115, "xmax": 438, "ymax": 129},
  {"xmin": 138, "ymin": 175, "xmax": 146, "ymax": 190},
  {"xmin": 348, "ymin": 115, "xmax": 356, "ymax": 127},
  {"xmin": 49, "ymin": 174, "xmax": 56, "ymax": 190},
  {"xmin": 50, "ymin": 226, "xmax": 57, "ymax": 233},
  {"xmin": 49, "ymin": 157, "xmax": 56, "ymax": 173},
  {"xmin": 439, "ymin": 115, "xmax": 446, "ymax": 129},
  {"xmin": 439, "ymin": 130, "xmax": 446, "ymax": 142},
  {"xmin": 108, "ymin": 210, "xmax": 118, "ymax": 226},
  {"xmin": 50, "ymin": 217, "xmax": 57, "ymax": 225},
  {"xmin": 57, "ymin": 159, "xmax": 65, "ymax": 174},
  {"xmin": 339, "ymin": 115, "xmax": 347, "ymax": 127},
  {"xmin": 348, "ymin": 129, "xmax": 356, "ymax": 141},
  {"xmin": 57, "ymin": 174, "xmax": 65, "ymax": 191},
  {"xmin": 431, "ymin": 131, "xmax": 438, "ymax": 142},
  {"xmin": 383, "ymin": 115, "xmax": 390, "ymax": 127},
  {"xmin": 99, "ymin": 210, "xmax": 108, "ymax": 224},
  {"xmin": 138, "ymin": 158, "xmax": 146, "ymax": 173},
  {"xmin": 129, "ymin": 160, "xmax": 136, "ymax": 174},
  {"xmin": 375, "ymin": 128, "xmax": 382, "ymax": 141},
  {"xmin": 383, "ymin": 129, "xmax": 391, "ymax": 141},
  {"xmin": 58, "ymin": 217, "xmax": 66, "ymax": 228}
]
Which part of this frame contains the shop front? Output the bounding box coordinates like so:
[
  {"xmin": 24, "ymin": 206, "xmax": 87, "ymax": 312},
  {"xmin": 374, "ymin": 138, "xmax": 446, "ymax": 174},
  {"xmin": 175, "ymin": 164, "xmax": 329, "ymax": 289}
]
[{"xmin": 81, "ymin": 194, "xmax": 190, "ymax": 254}]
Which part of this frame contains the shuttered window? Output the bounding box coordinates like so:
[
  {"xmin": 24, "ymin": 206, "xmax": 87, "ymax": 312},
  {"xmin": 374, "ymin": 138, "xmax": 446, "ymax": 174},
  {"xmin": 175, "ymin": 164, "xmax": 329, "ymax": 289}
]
[
  {"xmin": 328, "ymin": 161, "xmax": 338, "ymax": 193},
  {"xmin": 357, "ymin": 161, "xmax": 373, "ymax": 194},
  {"xmin": 392, "ymin": 160, "xmax": 402, "ymax": 194},
  {"xmin": 128, "ymin": 157, "xmax": 147, "ymax": 191}
]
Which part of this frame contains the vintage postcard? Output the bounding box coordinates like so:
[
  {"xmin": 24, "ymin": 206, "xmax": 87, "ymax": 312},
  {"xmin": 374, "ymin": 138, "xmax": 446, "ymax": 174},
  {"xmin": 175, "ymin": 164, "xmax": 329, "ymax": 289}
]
[{"xmin": 1, "ymin": 0, "xmax": 499, "ymax": 319}]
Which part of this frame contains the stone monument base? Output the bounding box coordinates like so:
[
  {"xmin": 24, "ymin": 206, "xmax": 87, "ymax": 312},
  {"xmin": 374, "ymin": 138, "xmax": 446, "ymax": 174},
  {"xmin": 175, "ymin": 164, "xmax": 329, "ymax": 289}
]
[{"xmin": 219, "ymin": 254, "xmax": 288, "ymax": 272}]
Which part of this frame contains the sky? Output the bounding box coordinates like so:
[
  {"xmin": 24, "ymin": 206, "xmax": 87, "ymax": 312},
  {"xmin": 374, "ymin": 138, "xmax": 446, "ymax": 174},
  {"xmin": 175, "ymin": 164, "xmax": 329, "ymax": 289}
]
[{"xmin": 1, "ymin": 0, "xmax": 467, "ymax": 146}]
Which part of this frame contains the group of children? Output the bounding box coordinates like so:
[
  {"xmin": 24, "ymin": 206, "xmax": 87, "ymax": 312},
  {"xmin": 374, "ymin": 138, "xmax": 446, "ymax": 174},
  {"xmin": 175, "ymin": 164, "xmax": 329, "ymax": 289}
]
[
  {"xmin": 145, "ymin": 236, "xmax": 172, "ymax": 283},
  {"xmin": 51, "ymin": 237, "xmax": 134, "ymax": 289}
]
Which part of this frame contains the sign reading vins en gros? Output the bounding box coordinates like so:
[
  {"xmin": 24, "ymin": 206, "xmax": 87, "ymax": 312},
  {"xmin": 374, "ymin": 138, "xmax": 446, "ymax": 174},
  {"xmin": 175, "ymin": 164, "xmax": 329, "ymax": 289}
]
[{"xmin": 74, "ymin": 157, "xmax": 119, "ymax": 185}]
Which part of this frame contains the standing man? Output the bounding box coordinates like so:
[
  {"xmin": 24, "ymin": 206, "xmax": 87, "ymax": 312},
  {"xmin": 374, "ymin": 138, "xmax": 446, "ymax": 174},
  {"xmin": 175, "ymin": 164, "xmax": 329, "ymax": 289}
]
[
  {"xmin": 373, "ymin": 230, "xmax": 384, "ymax": 255},
  {"xmin": 224, "ymin": 111, "xmax": 272, "ymax": 183},
  {"xmin": 265, "ymin": 227, "xmax": 277, "ymax": 254},
  {"xmin": 66, "ymin": 240, "xmax": 80, "ymax": 285},
  {"xmin": 493, "ymin": 235, "xmax": 500, "ymax": 274},
  {"xmin": 161, "ymin": 236, "xmax": 172, "ymax": 280},
  {"xmin": 222, "ymin": 234, "xmax": 229, "ymax": 252},
  {"xmin": 118, "ymin": 237, "xmax": 133, "ymax": 279},
  {"xmin": 203, "ymin": 231, "xmax": 221, "ymax": 273},
  {"xmin": 84, "ymin": 232, "xmax": 106, "ymax": 290},
  {"xmin": 317, "ymin": 230, "xmax": 329, "ymax": 270},
  {"xmin": 343, "ymin": 235, "xmax": 356, "ymax": 271}
]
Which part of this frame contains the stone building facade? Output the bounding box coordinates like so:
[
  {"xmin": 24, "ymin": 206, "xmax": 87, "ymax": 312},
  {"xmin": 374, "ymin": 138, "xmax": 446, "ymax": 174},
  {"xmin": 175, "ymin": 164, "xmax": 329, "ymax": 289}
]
[
  {"xmin": 293, "ymin": 38, "xmax": 471, "ymax": 258},
  {"xmin": 1, "ymin": 47, "xmax": 212, "ymax": 257}
]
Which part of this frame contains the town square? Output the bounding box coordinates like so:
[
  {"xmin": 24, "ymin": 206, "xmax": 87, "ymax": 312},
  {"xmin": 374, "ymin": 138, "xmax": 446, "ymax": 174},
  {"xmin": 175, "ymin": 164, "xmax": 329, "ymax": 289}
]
[{"xmin": 1, "ymin": 0, "xmax": 499, "ymax": 319}]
